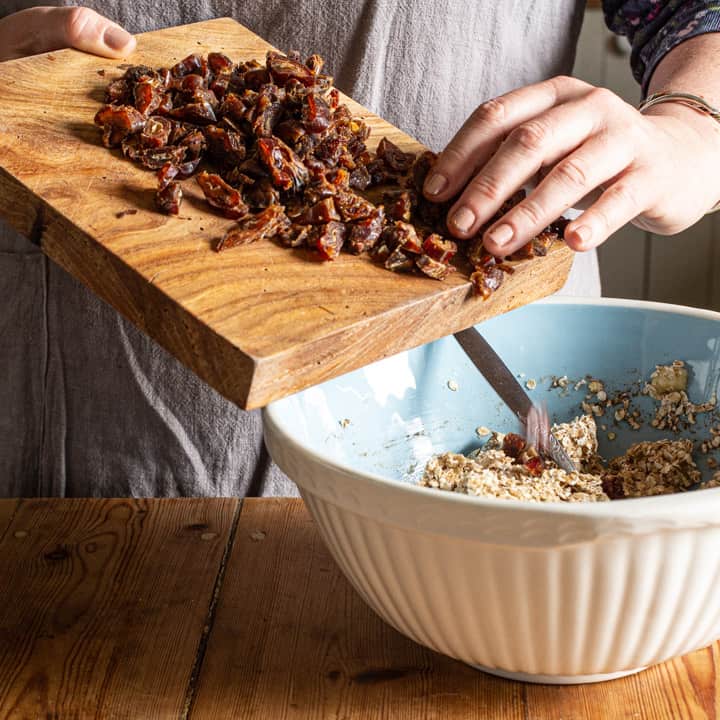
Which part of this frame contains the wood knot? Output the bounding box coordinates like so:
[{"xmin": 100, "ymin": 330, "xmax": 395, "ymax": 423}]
[
  {"xmin": 187, "ymin": 523, "xmax": 209, "ymax": 532},
  {"xmin": 351, "ymin": 667, "xmax": 418, "ymax": 684},
  {"xmin": 44, "ymin": 545, "xmax": 69, "ymax": 562}
]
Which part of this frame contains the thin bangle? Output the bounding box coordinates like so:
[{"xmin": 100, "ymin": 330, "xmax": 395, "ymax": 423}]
[{"xmin": 638, "ymin": 91, "xmax": 720, "ymax": 214}]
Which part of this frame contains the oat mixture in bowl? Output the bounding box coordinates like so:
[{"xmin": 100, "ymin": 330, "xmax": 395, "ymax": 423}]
[{"xmin": 421, "ymin": 361, "xmax": 720, "ymax": 502}]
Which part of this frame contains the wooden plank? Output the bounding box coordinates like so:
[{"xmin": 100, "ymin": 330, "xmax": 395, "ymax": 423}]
[
  {"xmin": 190, "ymin": 498, "xmax": 527, "ymax": 720},
  {"xmin": 0, "ymin": 498, "xmax": 239, "ymax": 720},
  {"xmin": 0, "ymin": 18, "xmax": 573, "ymax": 410},
  {"xmin": 526, "ymin": 645, "xmax": 720, "ymax": 719},
  {"xmin": 192, "ymin": 498, "xmax": 720, "ymax": 720}
]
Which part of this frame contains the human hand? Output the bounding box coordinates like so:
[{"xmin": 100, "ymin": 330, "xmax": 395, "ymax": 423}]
[
  {"xmin": 0, "ymin": 6, "xmax": 135, "ymax": 62},
  {"xmin": 423, "ymin": 76, "xmax": 720, "ymax": 256}
]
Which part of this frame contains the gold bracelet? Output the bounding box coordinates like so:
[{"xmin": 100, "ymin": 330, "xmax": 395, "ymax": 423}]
[{"xmin": 638, "ymin": 91, "xmax": 720, "ymax": 214}]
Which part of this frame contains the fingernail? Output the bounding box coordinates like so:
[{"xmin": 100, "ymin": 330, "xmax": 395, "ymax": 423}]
[
  {"xmin": 486, "ymin": 223, "xmax": 514, "ymax": 247},
  {"xmin": 450, "ymin": 206, "xmax": 476, "ymax": 233},
  {"xmin": 572, "ymin": 225, "xmax": 592, "ymax": 248},
  {"xmin": 104, "ymin": 26, "xmax": 133, "ymax": 51},
  {"xmin": 424, "ymin": 172, "xmax": 448, "ymax": 196}
]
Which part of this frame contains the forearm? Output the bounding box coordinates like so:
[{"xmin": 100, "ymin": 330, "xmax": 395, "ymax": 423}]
[{"xmin": 648, "ymin": 33, "xmax": 720, "ymax": 102}]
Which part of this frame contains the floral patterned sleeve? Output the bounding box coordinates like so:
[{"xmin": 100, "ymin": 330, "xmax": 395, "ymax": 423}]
[{"xmin": 603, "ymin": 1, "xmax": 720, "ymax": 92}]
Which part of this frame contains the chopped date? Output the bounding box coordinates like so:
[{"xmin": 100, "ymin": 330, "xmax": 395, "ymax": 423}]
[
  {"xmin": 384, "ymin": 246, "xmax": 415, "ymax": 272},
  {"xmin": 348, "ymin": 206, "xmax": 385, "ymax": 254},
  {"xmin": 376, "ymin": 137, "xmax": 415, "ymax": 172},
  {"xmin": 299, "ymin": 197, "xmax": 341, "ymax": 224},
  {"xmin": 467, "ymin": 237, "xmax": 488, "ymax": 268},
  {"xmin": 422, "ymin": 234, "xmax": 457, "ymax": 264},
  {"xmin": 509, "ymin": 241, "xmax": 535, "ymax": 261},
  {"xmin": 215, "ymin": 204, "xmax": 290, "ymax": 251},
  {"xmin": 169, "ymin": 101, "xmax": 217, "ymax": 124},
  {"xmin": 244, "ymin": 177, "xmax": 281, "ymax": 209},
  {"xmin": 243, "ymin": 67, "xmax": 272, "ymax": 90},
  {"xmin": 266, "ymin": 50, "xmax": 316, "ymax": 87},
  {"xmin": 471, "ymin": 265, "xmax": 505, "ymax": 300},
  {"xmin": 533, "ymin": 229, "xmax": 558, "ymax": 256},
  {"xmin": 157, "ymin": 162, "xmax": 179, "ymax": 189},
  {"xmin": 409, "ymin": 150, "xmax": 437, "ymax": 192},
  {"xmin": 137, "ymin": 145, "xmax": 187, "ymax": 170},
  {"xmin": 416, "ymin": 253, "xmax": 454, "ymax": 280},
  {"xmin": 384, "ymin": 190, "xmax": 415, "ymax": 222},
  {"xmin": 385, "ymin": 221, "xmax": 422, "ymax": 254},
  {"xmin": 94, "ymin": 104, "xmax": 146, "ymax": 146},
  {"xmin": 313, "ymin": 220, "xmax": 347, "ymax": 260},
  {"xmin": 302, "ymin": 93, "xmax": 332, "ymax": 134},
  {"xmin": 334, "ymin": 190, "xmax": 375, "ymax": 222},
  {"xmin": 348, "ymin": 164, "xmax": 371, "ymax": 191},
  {"xmin": 134, "ymin": 79, "xmax": 163, "ymax": 115},
  {"xmin": 105, "ymin": 78, "xmax": 130, "ymax": 104},
  {"xmin": 257, "ymin": 137, "xmax": 309, "ymax": 191},
  {"xmin": 156, "ymin": 182, "xmax": 182, "ymax": 215},
  {"xmin": 171, "ymin": 53, "xmax": 207, "ymax": 79},
  {"xmin": 97, "ymin": 48, "xmax": 568, "ymax": 296},
  {"xmin": 122, "ymin": 65, "xmax": 155, "ymax": 84},
  {"xmin": 197, "ymin": 171, "xmax": 249, "ymax": 219},
  {"xmin": 306, "ymin": 54, "xmax": 324, "ymax": 75},
  {"xmin": 208, "ymin": 52, "xmax": 233, "ymax": 73},
  {"xmin": 178, "ymin": 128, "xmax": 207, "ymax": 159},
  {"xmin": 140, "ymin": 116, "xmax": 173, "ymax": 148},
  {"xmin": 204, "ymin": 125, "xmax": 246, "ymax": 165},
  {"xmin": 524, "ymin": 456, "xmax": 545, "ymax": 476},
  {"xmin": 502, "ymin": 433, "xmax": 527, "ymax": 460},
  {"xmin": 274, "ymin": 119, "xmax": 307, "ymax": 145}
]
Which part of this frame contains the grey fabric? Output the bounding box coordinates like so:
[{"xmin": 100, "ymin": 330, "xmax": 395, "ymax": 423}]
[{"xmin": 0, "ymin": 0, "xmax": 598, "ymax": 498}]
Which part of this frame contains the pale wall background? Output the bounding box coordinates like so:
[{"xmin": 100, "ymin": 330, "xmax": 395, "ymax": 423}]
[{"xmin": 574, "ymin": 9, "xmax": 719, "ymax": 310}]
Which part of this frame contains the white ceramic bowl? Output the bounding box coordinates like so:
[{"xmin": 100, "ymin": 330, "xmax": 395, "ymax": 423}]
[{"xmin": 263, "ymin": 298, "xmax": 720, "ymax": 683}]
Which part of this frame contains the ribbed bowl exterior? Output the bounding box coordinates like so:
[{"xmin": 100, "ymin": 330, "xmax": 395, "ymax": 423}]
[
  {"xmin": 302, "ymin": 489, "xmax": 720, "ymax": 678},
  {"xmin": 263, "ymin": 299, "xmax": 720, "ymax": 681}
]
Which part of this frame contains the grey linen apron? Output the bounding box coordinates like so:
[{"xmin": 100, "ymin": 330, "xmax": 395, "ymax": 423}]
[{"xmin": 0, "ymin": 0, "xmax": 597, "ymax": 497}]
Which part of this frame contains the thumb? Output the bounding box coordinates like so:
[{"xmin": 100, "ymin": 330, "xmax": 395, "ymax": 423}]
[{"xmin": 1, "ymin": 6, "xmax": 136, "ymax": 60}]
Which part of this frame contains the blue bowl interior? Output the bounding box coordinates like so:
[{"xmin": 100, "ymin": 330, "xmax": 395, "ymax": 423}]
[{"xmin": 270, "ymin": 302, "xmax": 720, "ymax": 487}]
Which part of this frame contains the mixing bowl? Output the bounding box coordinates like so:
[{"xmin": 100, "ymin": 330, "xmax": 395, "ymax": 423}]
[{"xmin": 263, "ymin": 298, "xmax": 720, "ymax": 683}]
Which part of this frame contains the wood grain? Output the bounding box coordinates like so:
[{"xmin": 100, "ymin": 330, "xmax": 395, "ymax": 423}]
[
  {"xmin": 190, "ymin": 498, "xmax": 526, "ymax": 719},
  {"xmin": 189, "ymin": 499, "xmax": 720, "ymax": 720},
  {"xmin": 0, "ymin": 498, "xmax": 239, "ymax": 720},
  {"xmin": 0, "ymin": 498, "xmax": 718, "ymax": 718},
  {"xmin": 0, "ymin": 18, "xmax": 573, "ymax": 410}
]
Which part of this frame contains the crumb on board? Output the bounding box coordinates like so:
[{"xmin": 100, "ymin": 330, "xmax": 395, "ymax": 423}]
[
  {"xmin": 339, "ymin": 418, "xmax": 351, "ymax": 428},
  {"xmin": 525, "ymin": 379, "xmax": 537, "ymax": 390},
  {"xmin": 447, "ymin": 380, "xmax": 458, "ymax": 391},
  {"xmin": 115, "ymin": 208, "xmax": 138, "ymax": 218},
  {"xmin": 476, "ymin": 426, "xmax": 491, "ymax": 437}
]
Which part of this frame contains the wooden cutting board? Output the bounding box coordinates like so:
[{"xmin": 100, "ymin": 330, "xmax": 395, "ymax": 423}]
[{"xmin": 0, "ymin": 18, "xmax": 573, "ymax": 409}]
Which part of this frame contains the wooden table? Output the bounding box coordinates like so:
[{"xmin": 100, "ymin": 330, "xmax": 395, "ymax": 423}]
[{"xmin": 0, "ymin": 499, "xmax": 716, "ymax": 719}]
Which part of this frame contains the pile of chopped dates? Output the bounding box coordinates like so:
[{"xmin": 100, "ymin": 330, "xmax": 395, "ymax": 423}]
[{"xmin": 94, "ymin": 50, "xmax": 569, "ymax": 297}]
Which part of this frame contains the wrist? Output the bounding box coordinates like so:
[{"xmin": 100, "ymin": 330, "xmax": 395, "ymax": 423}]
[{"xmin": 641, "ymin": 100, "xmax": 720, "ymax": 212}]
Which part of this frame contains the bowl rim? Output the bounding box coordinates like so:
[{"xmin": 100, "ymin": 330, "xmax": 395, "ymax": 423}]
[{"xmin": 263, "ymin": 296, "xmax": 720, "ymax": 518}]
